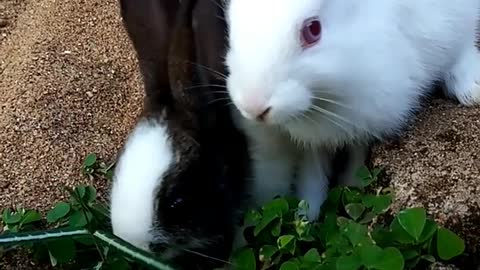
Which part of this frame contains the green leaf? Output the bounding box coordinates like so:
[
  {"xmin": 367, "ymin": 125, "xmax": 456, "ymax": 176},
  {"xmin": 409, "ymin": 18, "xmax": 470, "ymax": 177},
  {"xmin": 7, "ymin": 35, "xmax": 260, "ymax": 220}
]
[
  {"xmin": 73, "ymin": 235, "xmax": 96, "ymax": 246},
  {"xmin": 4, "ymin": 211, "xmax": 22, "ymax": 225},
  {"xmin": 69, "ymin": 210, "xmax": 92, "ymax": 228},
  {"xmin": 75, "ymin": 185, "xmax": 86, "ymax": 199},
  {"xmin": 294, "ymin": 218, "xmax": 312, "ymax": 238},
  {"xmin": 324, "ymin": 187, "xmax": 344, "ymax": 209},
  {"xmin": 336, "ymin": 254, "xmax": 362, "ymax": 270},
  {"xmin": 359, "ymin": 245, "xmax": 383, "ymax": 267},
  {"xmin": 371, "ymin": 225, "xmax": 393, "ymax": 247},
  {"xmin": 397, "ymin": 208, "xmax": 426, "ymax": 241},
  {"xmin": 372, "ymin": 247, "xmax": 404, "ymax": 270},
  {"xmin": 47, "ymin": 238, "xmax": 76, "ymax": 265},
  {"xmin": 362, "ymin": 194, "xmax": 392, "ymax": 214},
  {"xmin": 343, "ymin": 222, "xmax": 369, "ymax": 246},
  {"xmin": 355, "ymin": 165, "xmax": 373, "ymax": 187},
  {"xmin": 418, "ymin": 219, "xmax": 438, "ymax": 243},
  {"xmin": 20, "ymin": 210, "xmax": 42, "ymax": 226},
  {"xmin": 83, "ymin": 153, "xmax": 97, "ymax": 168},
  {"xmin": 263, "ymin": 198, "xmax": 289, "ymax": 216},
  {"xmin": 326, "ymin": 232, "xmax": 351, "ymax": 254},
  {"xmin": 371, "ymin": 168, "xmax": 382, "ymax": 179},
  {"xmin": 402, "ymin": 249, "xmax": 419, "ymax": 261},
  {"xmin": 420, "ymin": 255, "xmax": 436, "ymax": 263},
  {"xmin": 390, "ymin": 218, "xmax": 415, "ymax": 244},
  {"xmin": 46, "ymin": 202, "xmax": 71, "ymax": 223},
  {"xmin": 231, "ymin": 248, "xmax": 256, "ymax": 270},
  {"xmin": 345, "ymin": 203, "xmax": 365, "ymax": 221},
  {"xmin": 436, "ymin": 227, "xmax": 465, "ymax": 260},
  {"xmin": 106, "ymin": 257, "xmax": 130, "ymax": 270},
  {"xmin": 84, "ymin": 186, "xmax": 97, "ymax": 203},
  {"xmin": 358, "ymin": 212, "xmax": 376, "ymax": 224},
  {"xmin": 303, "ymin": 248, "xmax": 321, "ymax": 263},
  {"xmin": 271, "ymin": 218, "xmax": 282, "ymax": 237},
  {"xmin": 359, "ymin": 246, "xmax": 404, "ymax": 270},
  {"xmin": 277, "ymin": 235, "xmax": 296, "ymax": 254},
  {"xmin": 259, "ymin": 245, "xmax": 278, "ymax": 262},
  {"xmin": 254, "ymin": 214, "xmax": 278, "ymax": 236},
  {"xmin": 298, "ymin": 200, "xmax": 309, "ymax": 214},
  {"xmin": 342, "ymin": 189, "xmax": 363, "ymax": 205},
  {"xmin": 2, "ymin": 208, "xmax": 10, "ymax": 222},
  {"xmin": 337, "ymin": 217, "xmax": 351, "ymax": 229},
  {"xmin": 280, "ymin": 261, "xmax": 299, "ymax": 270},
  {"xmin": 254, "ymin": 198, "xmax": 289, "ymax": 236},
  {"xmin": 244, "ymin": 209, "xmax": 262, "ymax": 227}
]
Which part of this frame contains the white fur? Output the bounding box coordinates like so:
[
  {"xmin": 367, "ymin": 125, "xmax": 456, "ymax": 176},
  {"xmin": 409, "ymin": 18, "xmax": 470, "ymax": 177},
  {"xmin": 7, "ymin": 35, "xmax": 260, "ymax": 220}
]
[
  {"xmin": 296, "ymin": 150, "xmax": 331, "ymax": 219},
  {"xmin": 225, "ymin": 0, "xmax": 480, "ymax": 219},
  {"xmin": 110, "ymin": 119, "xmax": 173, "ymax": 251}
]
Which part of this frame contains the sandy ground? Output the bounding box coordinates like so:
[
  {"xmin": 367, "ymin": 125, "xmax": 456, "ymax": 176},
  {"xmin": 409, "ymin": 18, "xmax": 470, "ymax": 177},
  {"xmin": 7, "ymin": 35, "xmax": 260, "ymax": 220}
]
[
  {"xmin": 0, "ymin": 0, "xmax": 142, "ymax": 210},
  {"xmin": 0, "ymin": 0, "xmax": 142, "ymax": 267},
  {"xmin": 373, "ymin": 98, "xmax": 480, "ymax": 268},
  {"xmin": 0, "ymin": 0, "xmax": 479, "ymax": 269}
]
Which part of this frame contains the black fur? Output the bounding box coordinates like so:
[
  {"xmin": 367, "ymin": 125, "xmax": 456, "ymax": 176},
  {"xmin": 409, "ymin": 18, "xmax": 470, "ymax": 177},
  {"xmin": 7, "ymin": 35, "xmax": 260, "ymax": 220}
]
[{"xmin": 118, "ymin": 0, "xmax": 251, "ymax": 269}]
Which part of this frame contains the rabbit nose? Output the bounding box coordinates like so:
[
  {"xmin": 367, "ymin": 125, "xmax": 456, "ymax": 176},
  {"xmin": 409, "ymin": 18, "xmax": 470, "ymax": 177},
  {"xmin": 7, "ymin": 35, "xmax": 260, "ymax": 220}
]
[
  {"xmin": 256, "ymin": 107, "xmax": 271, "ymax": 121},
  {"xmin": 239, "ymin": 96, "xmax": 272, "ymax": 121},
  {"xmin": 241, "ymin": 105, "xmax": 271, "ymax": 122}
]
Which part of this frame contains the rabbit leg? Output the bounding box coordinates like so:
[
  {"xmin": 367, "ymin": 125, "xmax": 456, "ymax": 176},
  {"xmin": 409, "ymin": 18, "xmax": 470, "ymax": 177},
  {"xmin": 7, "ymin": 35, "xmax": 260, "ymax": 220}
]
[
  {"xmin": 249, "ymin": 141, "xmax": 297, "ymax": 207},
  {"xmin": 335, "ymin": 143, "xmax": 370, "ymax": 188},
  {"xmin": 296, "ymin": 150, "xmax": 331, "ymax": 221},
  {"xmin": 444, "ymin": 43, "xmax": 480, "ymax": 106},
  {"xmin": 232, "ymin": 127, "xmax": 296, "ymax": 249}
]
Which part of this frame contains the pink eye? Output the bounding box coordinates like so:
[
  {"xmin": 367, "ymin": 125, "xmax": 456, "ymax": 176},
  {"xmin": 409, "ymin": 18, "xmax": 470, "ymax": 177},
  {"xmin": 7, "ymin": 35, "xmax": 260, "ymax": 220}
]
[{"xmin": 301, "ymin": 17, "xmax": 321, "ymax": 48}]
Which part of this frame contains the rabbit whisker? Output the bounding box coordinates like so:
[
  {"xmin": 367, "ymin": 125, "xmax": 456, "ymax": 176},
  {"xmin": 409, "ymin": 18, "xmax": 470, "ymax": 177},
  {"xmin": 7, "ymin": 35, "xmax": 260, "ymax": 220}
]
[
  {"xmin": 209, "ymin": 0, "xmax": 226, "ymax": 12},
  {"xmin": 208, "ymin": 97, "xmax": 231, "ymax": 105},
  {"xmin": 310, "ymin": 105, "xmax": 353, "ymax": 127},
  {"xmin": 178, "ymin": 247, "xmax": 233, "ymax": 265},
  {"xmin": 306, "ymin": 107, "xmax": 351, "ymax": 135},
  {"xmin": 187, "ymin": 61, "xmax": 227, "ymax": 80},
  {"xmin": 310, "ymin": 96, "xmax": 351, "ymax": 109},
  {"xmin": 184, "ymin": 84, "xmax": 227, "ymax": 91}
]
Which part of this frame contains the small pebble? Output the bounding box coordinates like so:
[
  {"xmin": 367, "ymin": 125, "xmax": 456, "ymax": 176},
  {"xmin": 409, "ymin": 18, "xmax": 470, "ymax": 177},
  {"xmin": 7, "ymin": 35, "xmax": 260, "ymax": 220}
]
[{"xmin": 0, "ymin": 18, "xmax": 7, "ymax": 28}]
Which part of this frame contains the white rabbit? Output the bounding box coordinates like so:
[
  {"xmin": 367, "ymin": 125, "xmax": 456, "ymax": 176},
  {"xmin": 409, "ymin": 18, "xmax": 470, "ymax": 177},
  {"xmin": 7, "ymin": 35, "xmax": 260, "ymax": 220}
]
[{"xmin": 224, "ymin": 0, "xmax": 480, "ymax": 220}]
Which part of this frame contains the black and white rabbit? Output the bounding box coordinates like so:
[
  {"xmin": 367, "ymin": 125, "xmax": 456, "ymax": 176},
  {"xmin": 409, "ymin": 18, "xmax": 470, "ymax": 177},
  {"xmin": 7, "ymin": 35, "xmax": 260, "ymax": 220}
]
[
  {"xmin": 223, "ymin": 0, "xmax": 480, "ymax": 220},
  {"xmin": 110, "ymin": 0, "xmax": 250, "ymax": 268}
]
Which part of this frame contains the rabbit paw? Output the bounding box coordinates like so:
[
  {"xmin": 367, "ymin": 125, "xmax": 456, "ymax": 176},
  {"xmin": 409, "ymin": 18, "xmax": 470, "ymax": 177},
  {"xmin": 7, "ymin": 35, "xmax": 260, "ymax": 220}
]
[{"xmin": 445, "ymin": 44, "xmax": 480, "ymax": 106}]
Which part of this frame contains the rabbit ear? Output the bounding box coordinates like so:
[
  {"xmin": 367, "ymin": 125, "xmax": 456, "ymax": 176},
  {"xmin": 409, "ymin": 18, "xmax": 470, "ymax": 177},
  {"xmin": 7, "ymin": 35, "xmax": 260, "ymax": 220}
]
[
  {"xmin": 167, "ymin": 0, "xmax": 198, "ymax": 107},
  {"xmin": 119, "ymin": 0, "xmax": 179, "ymax": 104},
  {"xmin": 192, "ymin": 0, "xmax": 228, "ymax": 85},
  {"xmin": 188, "ymin": 0, "xmax": 231, "ymax": 130}
]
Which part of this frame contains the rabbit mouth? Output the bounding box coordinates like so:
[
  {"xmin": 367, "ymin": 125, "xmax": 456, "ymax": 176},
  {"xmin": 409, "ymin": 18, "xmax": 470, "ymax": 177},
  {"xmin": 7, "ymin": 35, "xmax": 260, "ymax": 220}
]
[
  {"xmin": 149, "ymin": 232, "xmax": 227, "ymax": 268},
  {"xmin": 150, "ymin": 229, "xmax": 224, "ymax": 254}
]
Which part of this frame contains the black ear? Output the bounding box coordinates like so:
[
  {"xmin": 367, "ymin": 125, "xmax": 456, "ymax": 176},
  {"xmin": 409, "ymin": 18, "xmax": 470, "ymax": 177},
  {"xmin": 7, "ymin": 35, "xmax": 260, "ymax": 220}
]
[
  {"xmin": 192, "ymin": 0, "xmax": 228, "ymax": 86},
  {"xmin": 189, "ymin": 0, "xmax": 232, "ymax": 129},
  {"xmin": 118, "ymin": 0, "xmax": 179, "ymax": 104},
  {"xmin": 167, "ymin": 0, "xmax": 198, "ymax": 107}
]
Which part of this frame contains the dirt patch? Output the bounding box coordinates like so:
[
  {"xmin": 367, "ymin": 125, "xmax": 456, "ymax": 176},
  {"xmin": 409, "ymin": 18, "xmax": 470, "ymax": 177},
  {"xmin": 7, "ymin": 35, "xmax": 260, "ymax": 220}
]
[
  {"xmin": 0, "ymin": 0, "xmax": 143, "ymax": 267},
  {"xmin": 0, "ymin": 0, "xmax": 143, "ymax": 210},
  {"xmin": 373, "ymin": 98, "xmax": 480, "ymax": 268}
]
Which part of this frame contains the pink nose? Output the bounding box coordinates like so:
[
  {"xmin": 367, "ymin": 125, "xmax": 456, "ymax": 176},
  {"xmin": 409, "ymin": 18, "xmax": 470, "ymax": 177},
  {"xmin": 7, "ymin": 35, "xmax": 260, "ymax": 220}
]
[{"xmin": 240, "ymin": 96, "xmax": 272, "ymax": 121}]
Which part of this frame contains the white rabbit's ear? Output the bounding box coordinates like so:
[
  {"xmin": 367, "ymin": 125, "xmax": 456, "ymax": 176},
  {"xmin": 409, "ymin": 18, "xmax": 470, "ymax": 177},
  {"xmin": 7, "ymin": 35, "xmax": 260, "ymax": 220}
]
[{"xmin": 110, "ymin": 119, "xmax": 174, "ymax": 252}]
